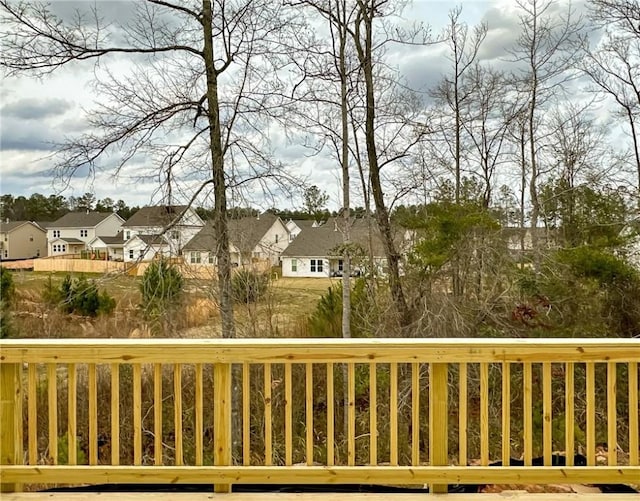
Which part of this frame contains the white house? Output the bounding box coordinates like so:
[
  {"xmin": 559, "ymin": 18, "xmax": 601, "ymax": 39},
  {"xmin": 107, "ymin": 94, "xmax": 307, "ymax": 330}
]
[
  {"xmin": 87, "ymin": 231, "xmax": 125, "ymax": 261},
  {"xmin": 47, "ymin": 212, "xmax": 124, "ymax": 256},
  {"xmin": 183, "ymin": 213, "xmax": 289, "ymax": 266},
  {"xmin": 121, "ymin": 205, "xmax": 204, "ymax": 262},
  {"xmin": 281, "ymin": 218, "xmax": 399, "ymax": 278}
]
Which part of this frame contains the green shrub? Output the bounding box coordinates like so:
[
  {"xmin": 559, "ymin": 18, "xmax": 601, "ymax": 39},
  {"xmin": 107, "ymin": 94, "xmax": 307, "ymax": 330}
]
[
  {"xmin": 43, "ymin": 274, "xmax": 116, "ymax": 317},
  {"xmin": 140, "ymin": 260, "xmax": 183, "ymax": 318},
  {"xmin": 231, "ymin": 269, "xmax": 269, "ymax": 303}
]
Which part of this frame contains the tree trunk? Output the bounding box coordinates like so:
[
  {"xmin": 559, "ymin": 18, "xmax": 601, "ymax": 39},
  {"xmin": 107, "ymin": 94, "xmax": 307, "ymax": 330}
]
[{"xmin": 202, "ymin": 0, "xmax": 235, "ymax": 339}]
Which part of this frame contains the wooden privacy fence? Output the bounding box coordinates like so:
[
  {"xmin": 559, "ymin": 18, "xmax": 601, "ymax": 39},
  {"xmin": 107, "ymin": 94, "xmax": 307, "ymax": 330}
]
[{"xmin": 1, "ymin": 338, "xmax": 639, "ymax": 493}]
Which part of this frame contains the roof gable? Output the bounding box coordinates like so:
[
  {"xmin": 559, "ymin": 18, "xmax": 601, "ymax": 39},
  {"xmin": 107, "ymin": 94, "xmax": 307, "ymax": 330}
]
[
  {"xmin": 123, "ymin": 205, "xmax": 202, "ymax": 228},
  {"xmin": 183, "ymin": 213, "xmax": 284, "ymax": 252},
  {"xmin": 50, "ymin": 212, "xmax": 122, "ymax": 228}
]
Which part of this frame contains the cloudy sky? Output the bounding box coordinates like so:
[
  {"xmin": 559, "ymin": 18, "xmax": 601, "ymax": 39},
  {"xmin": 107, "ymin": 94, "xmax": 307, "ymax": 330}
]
[{"xmin": 0, "ymin": 0, "xmax": 600, "ymax": 210}]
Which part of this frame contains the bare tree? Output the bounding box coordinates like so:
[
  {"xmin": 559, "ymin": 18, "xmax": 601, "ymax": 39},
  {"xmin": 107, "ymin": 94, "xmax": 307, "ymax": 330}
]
[
  {"xmin": 430, "ymin": 7, "xmax": 487, "ymax": 204},
  {"xmin": 583, "ymin": 0, "xmax": 640, "ymax": 202},
  {"xmin": 507, "ymin": 0, "xmax": 584, "ymax": 269},
  {"xmin": 1, "ymin": 0, "xmax": 298, "ymax": 339}
]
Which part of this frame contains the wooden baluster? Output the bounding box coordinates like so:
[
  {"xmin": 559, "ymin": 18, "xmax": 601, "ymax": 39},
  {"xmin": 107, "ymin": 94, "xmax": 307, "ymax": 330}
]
[
  {"xmin": 390, "ymin": 363, "xmax": 398, "ymax": 466},
  {"xmin": 586, "ymin": 362, "xmax": 595, "ymax": 466},
  {"xmin": 195, "ymin": 364, "xmax": 203, "ymax": 466},
  {"xmin": 133, "ymin": 364, "xmax": 142, "ymax": 466},
  {"xmin": 110, "ymin": 364, "xmax": 119, "ymax": 466},
  {"xmin": 480, "ymin": 362, "xmax": 489, "ymax": 466},
  {"xmin": 154, "ymin": 364, "xmax": 162, "ymax": 465},
  {"xmin": 213, "ymin": 363, "xmax": 231, "ymax": 493},
  {"xmin": 285, "ymin": 363, "xmax": 292, "ymax": 466},
  {"xmin": 264, "ymin": 363, "xmax": 272, "ymax": 466},
  {"xmin": 502, "ymin": 362, "xmax": 510, "ymax": 466},
  {"xmin": 306, "ymin": 363, "xmax": 314, "ymax": 466},
  {"xmin": 66, "ymin": 364, "xmax": 77, "ymax": 466},
  {"xmin": 411, "ymin": 362, "xmax": 420, "ymax": 466},
  {"xmin": 27, "ymin": 364, "xmax": 37, "ymax": 466},
  {"xmin": 347, "ymin": 363, "xmax": 355, "ymax": 466},
  {"xmin": 326, "ymin": 363, "xmax": 334, "ymax": 467},
  {"xmin": 523, "ymin": 362, "xmax": 533, "ymax": 465},
  {"xmin": 88, "ymin": 364, "xmax": 97, "ymax": 466},
  {"xmin": 565, "ymin": 362, "xmax": 574, "ymax": 466},
  {"xmin": 459, "ymin": 362, "xmax": 467, "ymax": 466},
  {"xmin": 543, "ymin": 362, "xmax": 552, "ymax": 466},
  {"xmin": 429, "ymin": 362, "xmax": 448, "ymax": 494},
  {"xmin": 607, "ymin": 362, "xmax": 616, "ymax": 466},
  {"xmin": 0, "ymin": 362, "xmax": 20, "ymax": 493},
  {"xmin": 174, "ymin": 363, "xmax": 183, "ymax": 466},
  {"xmin": 47, "ymin": 364, "xmax": 57, "ymax": 465},
  {"xmin": 242, "ymin": 362, "xmax": 250, "ymax": 466},
  {"xmin": 369, "ymin": 363, "xmax": 377, "ymax": 466},
  {"xmin": 629, "ymin": 362, "xmax": 638, "ymax": 466}
]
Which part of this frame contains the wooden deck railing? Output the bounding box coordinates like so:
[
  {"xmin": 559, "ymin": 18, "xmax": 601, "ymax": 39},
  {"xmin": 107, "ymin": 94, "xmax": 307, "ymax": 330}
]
[{"xmin": 1, "ymin": 338, "xmax": 639, "ymax": 493}]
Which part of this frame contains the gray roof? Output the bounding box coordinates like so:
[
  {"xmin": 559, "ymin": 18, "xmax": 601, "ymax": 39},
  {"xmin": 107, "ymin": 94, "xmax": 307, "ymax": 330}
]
[
  {"xmin": 123, "ymin": 205, "xmax": 190, "ymax": 228},
  {"xmin": 59, "ymin": 237, "xmax": 85, "ymax": 244},
  {"xmin": 184, "ymin": 213, "xmax": 281, "ymax": 252},
  {"xmin": 0, "ymin": 221, "xmax": 31, "ymax": 233},
  {"xmin": 282, "ymin": 218, "xmax": 395, "ymax": 258},
  {"xmin": 96, "ymin": 231, "xmax": 124, "ymax": 246},
  {"xmin": 134, "ymin": 234, "xmax": 168, "ymax": 246},
  {"xmin": 50, "ymin": 212, "xmax": 119, "ymax": 228}
]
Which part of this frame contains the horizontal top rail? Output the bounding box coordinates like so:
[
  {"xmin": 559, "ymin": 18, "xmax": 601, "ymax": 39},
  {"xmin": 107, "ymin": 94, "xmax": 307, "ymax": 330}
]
[{"xmin": 1, "ymin": 338, "xmax": 639, "ymax": 364}]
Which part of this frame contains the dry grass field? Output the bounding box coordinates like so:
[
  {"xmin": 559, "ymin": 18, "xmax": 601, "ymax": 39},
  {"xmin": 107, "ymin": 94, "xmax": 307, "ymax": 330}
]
[{"xmin": 8, "ymin": 270, "xmax": 338, "ymax": 339}]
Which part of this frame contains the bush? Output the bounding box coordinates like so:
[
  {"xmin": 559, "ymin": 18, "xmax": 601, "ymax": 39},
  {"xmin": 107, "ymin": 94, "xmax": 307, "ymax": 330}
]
[
  {"xmin": 140, "ymin": 260, "xmax": 183, "ymax": 318},
  {"xmin": 43, "ymin": 274, "xmax": 116, "ymax": 317},
  {"xmin": 231, "ymin": 269, "xmax": 269, "ymax": 303}
]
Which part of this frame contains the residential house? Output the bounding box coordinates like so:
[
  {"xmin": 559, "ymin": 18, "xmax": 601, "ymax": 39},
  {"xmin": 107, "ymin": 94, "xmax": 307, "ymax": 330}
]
[
  {"xmin": 183, "ymin": 213, "xmax": 289, "ymax": 267},
  {"xmin": 281, "ymin": 218, "xmax": 405, "ymax": 278},
  {"xmin": 0, "ymin": 221, "xmax": 48, "ymax": 260},
  {"xmin": 47, "ymin": 212, "xmax": 124, "ymax": 256},
  {"xmin": 122, "ymin": 205, "xmax": 204, "ymax": 262},
  {"xmin": 502, "ymin": 226, "xmax": 558, "ymax": 260},
  {"xmin": 87, "ymin": 231, "xmax": 125, "ymax": 261}
]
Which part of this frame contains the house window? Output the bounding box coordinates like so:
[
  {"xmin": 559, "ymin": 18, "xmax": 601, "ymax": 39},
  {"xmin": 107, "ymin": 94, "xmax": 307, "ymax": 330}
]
[
  {"xmin": 190, "ymin": 251, "xmax": 201, "ymax": 264},
  {"xmin": 338, "ymin": 259, "xmax": 343, "ymax": 272},
  {"xmin": 36, "ymin": 249, "xmax": 40, "ymax": 257},
  {"xmin": 139, "ymin": 250, "xmax": 145, "ymax": 258},
  {"xmin": 80, "ymin": 229, "xmax": 88, "ymax": 237},
  {"xmin": 3, "ymin": 250, "xmax": 7, "ymax": 258},
  {"xmin": 53, "ymin": 230, "xmax": 60, "ymax": 238},
  {"xmin": 311, "ymin": 259, "xmax": 323, "ymax": 273},
  {"xmin": 291, "ymin": 259, "xmax": 297, "ymax": 272},
  {"xmin": 171, "ymin": 230, "xmax": 180, "ymax": 240},
  {"xmin": 129, "ymin": 249, "xmax": 134, "ymax": 259},
  {"xmin": 62, "ymin": 245, "xmax": 66, "ymax": 253},
  {"xmin": 125, "ymin": 231, "xmax": 130, "ymax": 240},
  {"xmin": 29, "ymin": 235, "xmax": 34, "ymax": 242},
  {"xmin": 275, "ymin": 234, "xmax": 279, "ymax": 244},
  {"xmin": 208, "ymin": 253, "xmax": 215, "ymax": 264}
]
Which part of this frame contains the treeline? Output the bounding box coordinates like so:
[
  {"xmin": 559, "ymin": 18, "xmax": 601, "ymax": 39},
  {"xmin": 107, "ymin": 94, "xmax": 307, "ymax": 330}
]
[{"xmin": 0, "ymin": 193, "xmax": 140, "ymax": 222}]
